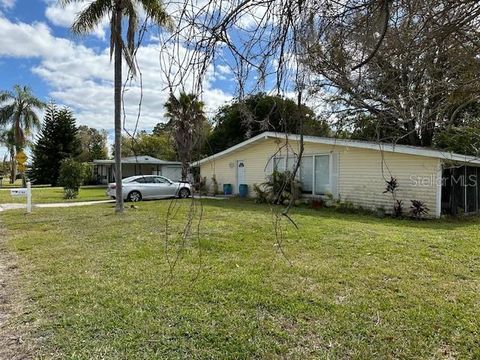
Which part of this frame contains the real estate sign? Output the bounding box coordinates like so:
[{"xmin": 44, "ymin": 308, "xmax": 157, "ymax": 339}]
[{"xmin": 10, "ymin": 188, "xmax": 28, "ymax": 197}]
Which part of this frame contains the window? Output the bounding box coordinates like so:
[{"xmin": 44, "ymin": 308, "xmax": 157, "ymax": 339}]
[
  {"xmin": 273, "ymin": 157, "xmax": 285, "ymax": 171},
  {"xmin": 135, "ymin": 177, "xmax": 155, "ymax": 184},
  {"xmin": 297, "ymin": 154, "xmax": 333, "ymax": 195},
  {"xmin": 314, "ymin": 155, "xmax": 330, "ymax": 195},
  {"xmin": 300, "ymin": 156, "xmax": 313, "ymax": 193},
  {"xmin": 272, "ymin": 156, "xmax": 298, "ymax": 173},
  {"xmin": 286, "ymin": 156, "xmax": 297, "ymax": 172},
  {"xmin": 154, "ymin": 177, "xmax": 169, "ymax": 184}
]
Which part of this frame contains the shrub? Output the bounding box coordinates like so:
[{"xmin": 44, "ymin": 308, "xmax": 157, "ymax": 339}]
[
  {"xmin": 253, "ymin": 184, "xmax": 269, "ymax": 203},
  {"xmin": 309, "ymin": 198, "xmax": 325, "ymax": 209},
  {"xmin": 410, "ymin": 200, "xmax": 430, "ymax": 219},
  {"xmin": 393, "ymin": 200, "xmax": 403, "ymax": 217},
  {"xmin": 58, "ymin": 158, "xmax": 87, "ymax": 199},
  {"xmin": 63, "ymin": 188, "xmax": 77, "ymax": 199},
  {"xmin": 335, "ymin": 200, "xmax": 357, "ymax": 213},
  {"xmin": 259, "ymin": 170, "xmax": 302, "ymax": 204},
  {"xmin": 211, "ymin": 175, "xmax": 219, "ymax": 196}
]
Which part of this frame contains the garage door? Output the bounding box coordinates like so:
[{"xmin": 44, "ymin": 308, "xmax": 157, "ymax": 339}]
[{"xmin": 162, "ymin": 166, "xmax": 182, "ymax": 181}]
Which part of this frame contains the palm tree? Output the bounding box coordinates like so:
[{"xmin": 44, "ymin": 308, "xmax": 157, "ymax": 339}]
[
  {"xmin": 0, "ymin": 85, "xmax": 45, "ymax": 183},
  {"xmin": 0, "ymin": 129, "xmax": 15, "ymax": 182},
  {"xmin": 164, "ymin": 92, "xmax": 206, "ymax": 180},
  {"xmin": 62, "ymin": 0, "xmax": 171, "ymax": 213}
]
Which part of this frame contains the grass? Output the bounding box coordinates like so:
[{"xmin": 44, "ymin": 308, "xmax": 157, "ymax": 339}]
[
  {"xmin": 0, "ymin": 186, "xmax": 108, "ymax": 204},
  {"xmin": 2, "ymin": 200, "xmax": 480, "ymax": 358},
  {"xmin": 0, "ymin": 178, "xmax": 23, "ymax": 188}
]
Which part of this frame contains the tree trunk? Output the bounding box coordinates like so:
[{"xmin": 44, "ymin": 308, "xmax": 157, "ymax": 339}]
[
  {"xmin": 9, "ymin": 147, "xmax": 15, "ymax": 184},
  {"xmin": 181, "ymin": 161, "xmax": 188, "ymax": 181},
  {"xmin": 114, "ymin": 4, "xmax": 124, "ymax": 213}
]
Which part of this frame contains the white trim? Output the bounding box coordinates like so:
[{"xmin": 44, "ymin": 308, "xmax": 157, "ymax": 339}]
[
  {"xmin": 192, "ymin": 132, "xmax": 480, "ymax": 166},
  {"xmin": 236, "ymin": 160, "xmax": 245, "ymax": 194},
  {"xmin": 435, "ymin": 159, "xmax": 442, "ymax": 218}
]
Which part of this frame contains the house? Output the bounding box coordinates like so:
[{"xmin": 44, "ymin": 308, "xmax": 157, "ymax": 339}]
[
  {"xmin": 92, "ymin": 156, "xmax": 182, "ymax": 184},
  {"xmin": 194, "ymin": 131, "xmax": 480, "ymax": 218}
]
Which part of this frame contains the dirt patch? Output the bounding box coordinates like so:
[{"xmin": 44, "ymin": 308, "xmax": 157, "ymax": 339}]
[{"xmin": 0, "ymin": 225, "xmax": 33, "ymax": 359}]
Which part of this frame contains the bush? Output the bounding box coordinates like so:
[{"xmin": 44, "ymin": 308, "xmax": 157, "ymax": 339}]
[
  {"xmin": 410, "ymin": 200, "xmax": 430, "ymax": 219},
  {"xmin": 211, "ymin": 175, "xmax": 219, "ymax": 196},
  {"xmin": 58, "ymin": 158, "xmax": 87, "ymax": 199},
  {"xmin": 258, "ymin": 170, "xmax": 302, "ymax": 204},
  {"xmin": 253, "ymin": 184, "xmax": 269, "ymax": 203}
]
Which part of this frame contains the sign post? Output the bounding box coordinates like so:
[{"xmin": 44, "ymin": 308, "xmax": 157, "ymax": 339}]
[
  {"xmin": 10, "ymin": 182, "xmax": 32, "ymax": 213},
  {"xmin": 26, "ymin": 181, "xmax": 32, "ymax": 213}
]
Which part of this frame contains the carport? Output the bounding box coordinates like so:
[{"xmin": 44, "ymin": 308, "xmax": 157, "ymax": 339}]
[{"xmin": 92, "ymin": 156, "xmax": 182, "ymax": 184}]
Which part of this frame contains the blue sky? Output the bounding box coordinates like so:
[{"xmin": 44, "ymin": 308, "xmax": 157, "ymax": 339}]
[{"xmin": 0, "ymin": 0, "xmax": 236, "ymax": 139}]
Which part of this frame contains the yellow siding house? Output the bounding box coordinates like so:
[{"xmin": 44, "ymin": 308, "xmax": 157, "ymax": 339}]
[{"xmin": 194, "ymin": 132, "xmax": 480, "ymax": 218}]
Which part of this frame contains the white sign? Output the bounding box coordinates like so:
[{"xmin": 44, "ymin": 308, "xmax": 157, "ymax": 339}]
[{"xmin": 11, "ymin": 188, "xmax": 27, "ymax": 197}]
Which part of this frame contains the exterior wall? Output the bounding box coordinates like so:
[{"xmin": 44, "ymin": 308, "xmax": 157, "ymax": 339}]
[{"xmin": 200, "ymin": 138, "xmax": 441, "ymax": 217}]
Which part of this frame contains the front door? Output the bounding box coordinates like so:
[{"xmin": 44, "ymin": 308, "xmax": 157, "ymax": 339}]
[{"xmin": 236, "ymin": 160, "xmax": 245, "ymax": 193}]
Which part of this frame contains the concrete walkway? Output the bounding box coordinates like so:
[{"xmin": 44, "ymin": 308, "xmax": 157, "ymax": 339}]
[{"xmin": 0, "ymin": 200, "xmax": 114, "ymax": 212}]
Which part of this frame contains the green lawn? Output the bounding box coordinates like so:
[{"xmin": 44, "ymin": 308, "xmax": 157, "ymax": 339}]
[
  {"xmin": 0, "ymin": 186, "xmax": 108, "ymax": 204},
  {"xmin": 0, "ymin": 178, "xmax": 23, "ymax": 188},
  {"xmin": 2, "ymin": 200, "xmax": 480, "ymax": 358}
]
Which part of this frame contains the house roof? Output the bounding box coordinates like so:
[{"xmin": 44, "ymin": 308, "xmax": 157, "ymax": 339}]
[
  {"xmin": 93, "ymin": 156, "xmax": 181, "ymax": 165},
  {"xmin": 193, "ymin": 131, "xmax": 480, "ymax": 166}
]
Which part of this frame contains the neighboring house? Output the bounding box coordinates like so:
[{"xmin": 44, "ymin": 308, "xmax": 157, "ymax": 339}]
[
  {"xmin": 194, "ymin": 131, "xmax": 480, "ymax": 218},
  {"xmin": 93, "ymin": 156, "xmax": 182, "ymax": 184}
]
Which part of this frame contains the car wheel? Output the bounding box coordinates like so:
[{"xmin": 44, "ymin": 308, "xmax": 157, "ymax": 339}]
[
  {"xmin": 178, "ymin": 188, "xmax": 190, "ymax": 199},
  {"xmin": 127, "ymin": 191, "xmax": 142, "ymax": 202}
]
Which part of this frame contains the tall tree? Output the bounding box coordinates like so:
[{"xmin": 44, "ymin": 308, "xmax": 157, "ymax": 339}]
[
  {"xmin": 164, "ymin": 92, "xmax": 207, "ymax": 180},
  {"xmin": 77, "ymin": 125, "xmax": 108, "ymax": 162},
  {"xmin": 208, "ymin": 93, "xmax": 330, "ymax": 154},
  {"xmin": 0, "ymin": 85, "xmax": 45, "ymax": 183},
  {"xmin": 29, "ymin": 103, "xmax": 81, "ymax": 186},
  {"xmin": 63, "ymin": 0, "xmax": 171, "ymax": 212},
  {"xmin": 302, "ymin": 0, "xmax": 480, "ymax": 146},
  {"xmin": 0, "ymin": 129, "xmax": 15, "ymax": 179},
  {"xmin": 119, "ymin": 131, "xmax": 176, "ymax": 161}
]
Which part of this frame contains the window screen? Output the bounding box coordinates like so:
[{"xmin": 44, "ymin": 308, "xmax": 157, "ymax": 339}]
[
  {"xmin": 466, "ymin": 166, "xmax": 477, "ymax": 213},
  {"xmin": 453, "ymin": 166, "xmax": 465, "ymax": 213}
]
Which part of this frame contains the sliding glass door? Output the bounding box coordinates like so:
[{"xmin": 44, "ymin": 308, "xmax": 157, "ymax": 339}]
[
  {"xmin": 299, "ymin": 154, "xmax": 331, "ymax": 195},
  {"xmin": 314, "ymin": 155, "xmax": 330, "ymax": 195},
  {"xmin": 300, "ymin": 156, "xmax": 313, "ymax": 193}
]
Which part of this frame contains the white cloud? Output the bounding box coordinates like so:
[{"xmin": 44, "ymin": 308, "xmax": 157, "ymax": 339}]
[
  {"xmin": 0, "ymin": 0, "xmax": 15, "ymax": 9},
  {"xmin": 44, "ymin": 0, "xmax": 108, "ymax": 39},
  {"xmin": 0, "ymin": 16, "xmax": 232, "ymax": 131}
]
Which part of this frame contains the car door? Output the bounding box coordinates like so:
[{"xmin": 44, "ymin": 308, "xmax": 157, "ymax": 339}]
[
  {"xmin": 134, "ymin": 176, "xmax": 157, "ymax": 199},
  {"xmin": 153, "ymin": 176, "xmax": 174, "ymax": 198}
]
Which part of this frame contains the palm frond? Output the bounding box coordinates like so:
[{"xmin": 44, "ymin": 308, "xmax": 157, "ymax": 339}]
[
  {"xmin": 125, "ymin": 2, "xmax": 139, "ymax": 54},
  {"xmin": 22, "ymin": 109, "xmax": 41, "ymax": 133},
  {"xmin": 0, "ymin": 90, "xmax": 14, "ymax": 103},
  {"xmin": 71, "ymin": 0, "xmax": 111, "ymax": 35},
  {"xmin": 0, "ymin": 104, "xmax": 15, "ymax": 126},
  {"xmin": 139, "ymin": 0, "xmax": 173, "ymax": 30}
]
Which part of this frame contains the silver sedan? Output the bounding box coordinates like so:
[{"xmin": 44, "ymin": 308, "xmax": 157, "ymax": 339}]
[{"xmin": 107, "ymin": 175, "xmax": 192, "ymax": 202}]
